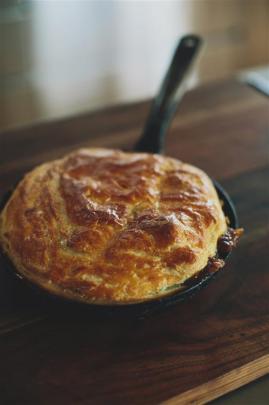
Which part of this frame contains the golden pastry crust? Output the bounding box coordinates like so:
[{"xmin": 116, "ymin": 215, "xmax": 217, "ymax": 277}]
[{"xmin": 0, "ymin": 148, "xmax": 228, "ymax": 304}]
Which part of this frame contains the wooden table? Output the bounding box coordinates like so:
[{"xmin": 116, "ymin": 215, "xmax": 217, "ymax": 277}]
[{"xmin": 0, "ymin": 79, "xmax": 269, "ymax": 404}]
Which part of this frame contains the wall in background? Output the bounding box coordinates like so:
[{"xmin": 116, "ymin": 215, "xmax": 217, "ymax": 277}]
[{"xmin": 1, "ymin": 0, "xmax": 269, "ymax": 132}]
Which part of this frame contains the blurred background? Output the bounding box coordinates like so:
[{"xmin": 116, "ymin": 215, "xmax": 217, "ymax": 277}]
[{"xmin": 1, "ymin": 0, "xmax": 269, "ymax": 132}]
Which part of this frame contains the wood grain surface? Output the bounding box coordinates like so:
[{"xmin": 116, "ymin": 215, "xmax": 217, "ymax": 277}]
[{"xmin": 0, "ymin": 80, "xmax": 269, "ymax": 404}]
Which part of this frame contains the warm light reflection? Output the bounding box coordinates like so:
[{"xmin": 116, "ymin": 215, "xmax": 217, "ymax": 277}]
[{"xmin": 1, "ymin": 0, "xmax": 268, "ymax": 130}]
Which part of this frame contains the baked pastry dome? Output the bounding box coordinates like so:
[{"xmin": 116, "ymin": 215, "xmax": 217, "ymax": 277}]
[{"xmin": 0, "ymin": 148, "xmax": 228, "ymax": 304}]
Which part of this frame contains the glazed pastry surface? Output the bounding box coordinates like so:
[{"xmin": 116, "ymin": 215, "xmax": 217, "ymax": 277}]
[{"xmin": 0, "ymin": 148, "xmax": 228, "ymax": 304}]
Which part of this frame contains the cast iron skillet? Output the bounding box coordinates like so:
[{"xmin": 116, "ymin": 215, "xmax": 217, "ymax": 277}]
[{"xmin": 0, "ymin": 35, "xmax": 238, "ymax": 317}]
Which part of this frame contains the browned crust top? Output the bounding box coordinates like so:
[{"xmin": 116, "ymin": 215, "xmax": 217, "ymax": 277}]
[{"xmin": 0, "ymin": 148, "xmax": 230, "ymax": 304}]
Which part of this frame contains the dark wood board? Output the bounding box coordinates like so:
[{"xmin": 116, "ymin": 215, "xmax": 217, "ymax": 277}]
[{"xmin": 0, "ymin": 80, "xmax": 269, "ymax": 404}]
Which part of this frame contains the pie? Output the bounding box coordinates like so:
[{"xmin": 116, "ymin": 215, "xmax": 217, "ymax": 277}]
[{"xmin": 0, "ymin": 148, "xmax": 242, "ymax": 304}]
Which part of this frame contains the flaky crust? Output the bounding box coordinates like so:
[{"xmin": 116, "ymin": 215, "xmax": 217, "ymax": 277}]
[{"xmin": 0, "ymin": 148, "xmax": 228, "ymax": 304}]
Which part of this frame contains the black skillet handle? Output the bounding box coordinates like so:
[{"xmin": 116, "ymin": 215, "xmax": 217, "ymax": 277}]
[{"xmin": 134, "ymin": 34, "xmax": 202, "ymax": 154}]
